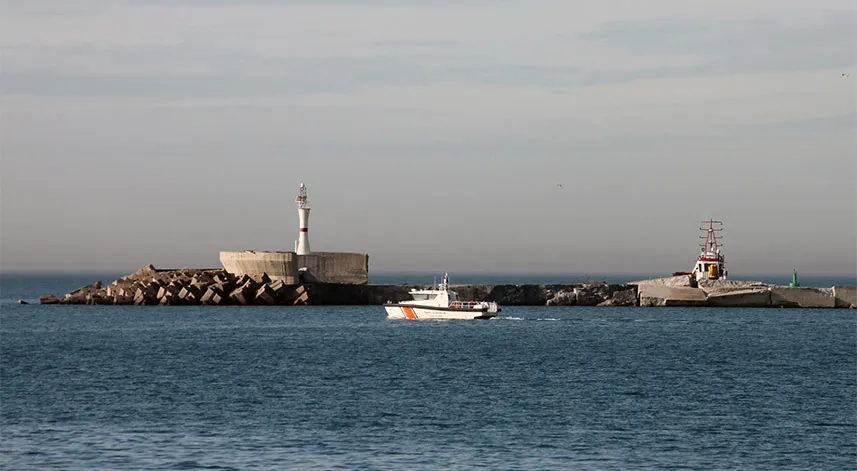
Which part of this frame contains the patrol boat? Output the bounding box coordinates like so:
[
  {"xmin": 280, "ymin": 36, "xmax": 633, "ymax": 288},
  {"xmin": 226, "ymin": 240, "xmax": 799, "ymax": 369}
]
[{"xmin": 384, "ymin": 273, "xmax": 500, "ymax": 320}]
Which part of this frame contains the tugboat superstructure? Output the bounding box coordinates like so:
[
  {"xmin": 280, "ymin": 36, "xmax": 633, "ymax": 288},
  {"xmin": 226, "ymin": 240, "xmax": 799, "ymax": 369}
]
[{"xmin": 692, "ymin": 220, "xmax": 727, "ymax": 283}]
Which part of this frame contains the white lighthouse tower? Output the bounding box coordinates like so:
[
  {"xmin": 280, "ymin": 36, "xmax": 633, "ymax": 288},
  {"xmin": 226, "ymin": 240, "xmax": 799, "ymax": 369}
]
[{"xmin": 294, "ymin": 182, "xmax": 311, "ymax": 255}]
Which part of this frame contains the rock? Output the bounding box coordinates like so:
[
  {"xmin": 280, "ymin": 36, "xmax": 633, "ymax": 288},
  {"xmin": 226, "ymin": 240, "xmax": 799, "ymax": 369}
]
[
  {"xmin": 40, "ymin": 295, "xmax": 60, "ymax": 304},
  {"xmin": 833, "ymin": 286, "xmax": 857, "ymax": 308},
  {"xmin": 610, "ymin": 288, "xmax": 638, "ymax": 307},
  {"xmin": 575, "ymin": 288, "xmax": 603, "ymax": 306},
  {"xmin": 546, "ymin": 290, "xmax": 576, "ymax": 306},
  {"xmin": 484, "ymin": 285, "xmax": 549, "ymax": 305},
  {"xmin": 16, "ymin": 299, "xmax": 28, "ymax": 305}
]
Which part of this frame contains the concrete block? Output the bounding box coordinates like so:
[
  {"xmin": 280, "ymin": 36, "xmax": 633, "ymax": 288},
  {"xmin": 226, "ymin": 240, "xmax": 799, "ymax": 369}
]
[
  {"xmin": 639, "ymin": 285, "xmax": 707, "ymax": 307},
  {"xmin": 113, "ymin": 294, "xmax": 135, "ymax": 305},
  {"xmin": 136, "ymin": 285, "xmax": 158, "ymax": 299},
  {"xmin": 40, "ymin": 294, "xmax": 60, "ymax": 304},
  {"xmin": 178, "ymin": 286, "xmax": 201, "ymax": 302},
  {"xmin": 229, "ymin": 284, "xmax": 254, "ymax": 305},
  {"xmin": 255, "ymin": 285, "xmax": 276, "ymax": 305},
  {"xmin": 706, "ymin": 289, "xmax": 771, "ymax": 307},
  {"xmin": 293, "ymin": 290, "xmax": 310, "ymax": 305},
  {"xmin": 191, "ymin": 273, "xmax": 213, "ymax": 286},
  {"xmin": 252, "ymin": 273, "xmax": 272, "ymax": 285},
  {"xmin": 86, "ymin": 293, "xmax": 110, "ymax": 305},
  {"xmin": 201, "ymin": 286, "xmax": 225, "ymax": 305},
  {"xmin": 833, "ymin": 286, "xmax": 857, "ymax": 308},
  {"xmin": 212, "ymin": 281, "xmax": 236, "ymax": 297},
  {"xmin": 770, "ymin": 287, "xmax": 835, "ymax": 308},
  {"xmin": 214, "ymin": 273, "xmax": 233, "ymax": 285},
  {"xmin": 157, "ymin": 288, "xmax": 179, "ymax": 304}
]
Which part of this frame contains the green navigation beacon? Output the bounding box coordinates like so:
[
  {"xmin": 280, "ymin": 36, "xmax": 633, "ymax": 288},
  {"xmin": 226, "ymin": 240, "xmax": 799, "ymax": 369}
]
[{"xmin": 789, "ymin": 269, "xmax": 800, "ymax": 287}]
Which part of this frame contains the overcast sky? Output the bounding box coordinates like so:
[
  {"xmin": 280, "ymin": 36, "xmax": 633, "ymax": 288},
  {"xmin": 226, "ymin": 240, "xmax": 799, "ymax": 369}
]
[{"xmin": 1, "ymin": 0, "xmax": 856, "ymax": 276}]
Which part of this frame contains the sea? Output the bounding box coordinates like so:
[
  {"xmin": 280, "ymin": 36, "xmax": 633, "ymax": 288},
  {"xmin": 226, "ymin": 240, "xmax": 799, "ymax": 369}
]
[{"xmin": 1, "ymin": 272, "xmax": 856, "ymax": 470}]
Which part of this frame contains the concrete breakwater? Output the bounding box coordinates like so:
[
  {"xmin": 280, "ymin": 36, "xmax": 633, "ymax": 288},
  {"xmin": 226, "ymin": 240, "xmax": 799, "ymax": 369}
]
[{"xmin": 39, "ymin": 267, "xmax": 857, "ymax": 309}]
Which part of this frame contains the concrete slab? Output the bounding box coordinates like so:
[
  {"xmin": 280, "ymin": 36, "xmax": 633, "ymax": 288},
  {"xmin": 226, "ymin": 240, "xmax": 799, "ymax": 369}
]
[
  {"xmin": 40, "ymin": 294, "xmax": 60, "ymax": 304},
  {"xmin": 639, "ymin": 285, "xmax": 707, "ymax": 307},
  {"xmin": 833, "ymin": 286, "xmax": 857, "ymax": 308},
  {"xmin": 629, "ymin": 275, "xmax": 694, "ymax": 288},
  {"xmin": 770, "ymin": 287, "xmax": 835, "ymax": 308},
  {"xmin": 706, "ymin": 289, "xmax": 771, "ymax": 307}
]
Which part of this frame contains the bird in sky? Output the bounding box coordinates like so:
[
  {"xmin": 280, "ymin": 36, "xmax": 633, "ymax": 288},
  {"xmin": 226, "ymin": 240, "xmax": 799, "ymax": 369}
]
[
  {"xmin": 843, "ymin": 73, "xmax": 850, "ymax": 78},
  {"xmin": 556, "ymin": 183, "xmax": 563, "ymax": 188}
]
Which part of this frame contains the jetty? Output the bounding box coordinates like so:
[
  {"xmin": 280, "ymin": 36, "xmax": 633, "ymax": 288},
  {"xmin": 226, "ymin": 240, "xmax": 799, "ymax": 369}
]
[{"xmin": 39, "ymin": 265, "xmax": 857, "ymax": 309}]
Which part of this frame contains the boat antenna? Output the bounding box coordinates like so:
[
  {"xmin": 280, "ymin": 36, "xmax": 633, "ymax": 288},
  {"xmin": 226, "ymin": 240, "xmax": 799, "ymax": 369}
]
[{"xmin": 698, "ymin": 219, "xmax": 723, "ymax": 254}]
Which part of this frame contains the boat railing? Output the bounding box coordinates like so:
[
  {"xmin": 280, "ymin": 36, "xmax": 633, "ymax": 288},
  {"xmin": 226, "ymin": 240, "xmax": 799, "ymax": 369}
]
[{"xmin": 450, "ymin": 301, "xmax": 485, "ymax": 309}]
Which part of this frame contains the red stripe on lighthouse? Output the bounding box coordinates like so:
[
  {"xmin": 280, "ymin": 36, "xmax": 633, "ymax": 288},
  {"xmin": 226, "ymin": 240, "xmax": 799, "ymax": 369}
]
[{"xmin": 300, "ymin": 228, "xmax": 308, "ymax": 232}]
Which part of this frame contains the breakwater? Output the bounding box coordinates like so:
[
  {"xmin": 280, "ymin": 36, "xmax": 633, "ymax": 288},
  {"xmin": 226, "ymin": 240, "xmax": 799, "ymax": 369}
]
[{"xmin": 38, "ymin": 265, "xmax": 857, "ymax": 309}]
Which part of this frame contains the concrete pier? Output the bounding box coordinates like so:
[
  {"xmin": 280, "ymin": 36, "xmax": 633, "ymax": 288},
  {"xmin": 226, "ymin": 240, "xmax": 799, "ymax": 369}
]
[{"xmin": 219, "ymin": 251, "xmax": 369, "ymax": 284}]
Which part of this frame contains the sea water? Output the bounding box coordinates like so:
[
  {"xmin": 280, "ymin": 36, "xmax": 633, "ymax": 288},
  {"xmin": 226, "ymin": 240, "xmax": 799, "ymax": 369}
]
[{"xmin": 1, "ymin": 274, "xmax": 855, "ymax": 470}]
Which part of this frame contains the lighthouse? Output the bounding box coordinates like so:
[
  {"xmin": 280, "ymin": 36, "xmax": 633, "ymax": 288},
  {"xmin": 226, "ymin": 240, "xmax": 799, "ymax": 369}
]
[{"xmin": 295, "ymin": 182, "xmax": 311, "ymax": 255}]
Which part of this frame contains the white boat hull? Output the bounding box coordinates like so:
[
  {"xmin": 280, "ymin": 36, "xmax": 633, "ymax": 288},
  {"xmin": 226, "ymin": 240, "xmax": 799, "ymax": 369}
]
[{"xmin": 384, "ymin": 304, "xmax": 498, "ymax": 320}]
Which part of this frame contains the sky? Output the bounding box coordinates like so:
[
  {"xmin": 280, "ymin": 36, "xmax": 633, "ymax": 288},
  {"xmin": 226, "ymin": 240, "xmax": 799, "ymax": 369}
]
[{"xmin": 1, "ymin": 0, "xmax": 856, "ymax": 276}]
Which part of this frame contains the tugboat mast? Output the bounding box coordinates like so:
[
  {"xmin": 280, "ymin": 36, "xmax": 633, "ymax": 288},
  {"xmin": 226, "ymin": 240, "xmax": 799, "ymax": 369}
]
[{"xmin": 699, "ymin": 219, "xmax": 724, "ymax": 256}]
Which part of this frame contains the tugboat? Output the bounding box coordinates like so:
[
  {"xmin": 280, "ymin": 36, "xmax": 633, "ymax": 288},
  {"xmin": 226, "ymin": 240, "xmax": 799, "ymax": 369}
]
[
  {"xmin": 384, "ymin": 273, "xmax": 501, "ymax": 320},
  {"xmin": 691, "ymin": 220, "xmax": 727, "ymax": 283}
]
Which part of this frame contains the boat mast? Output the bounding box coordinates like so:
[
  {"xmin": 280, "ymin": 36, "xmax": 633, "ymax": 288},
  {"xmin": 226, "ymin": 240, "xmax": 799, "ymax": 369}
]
[{"xmin": 699, "ymin": 220, "xmax": 723, "ymax": 256}]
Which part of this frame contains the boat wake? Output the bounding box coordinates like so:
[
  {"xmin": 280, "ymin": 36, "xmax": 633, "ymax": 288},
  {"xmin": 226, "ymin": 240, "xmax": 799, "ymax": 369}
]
[{"xmin": 497, "ymin": 316, "xmax": 561, "ymax": 321}]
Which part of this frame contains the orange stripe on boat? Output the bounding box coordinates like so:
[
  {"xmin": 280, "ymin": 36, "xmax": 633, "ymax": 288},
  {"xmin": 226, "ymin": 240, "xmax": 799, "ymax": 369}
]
[{"xmin": 403, "ymin": 307, "xmax": 417, "ymax": 319}]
